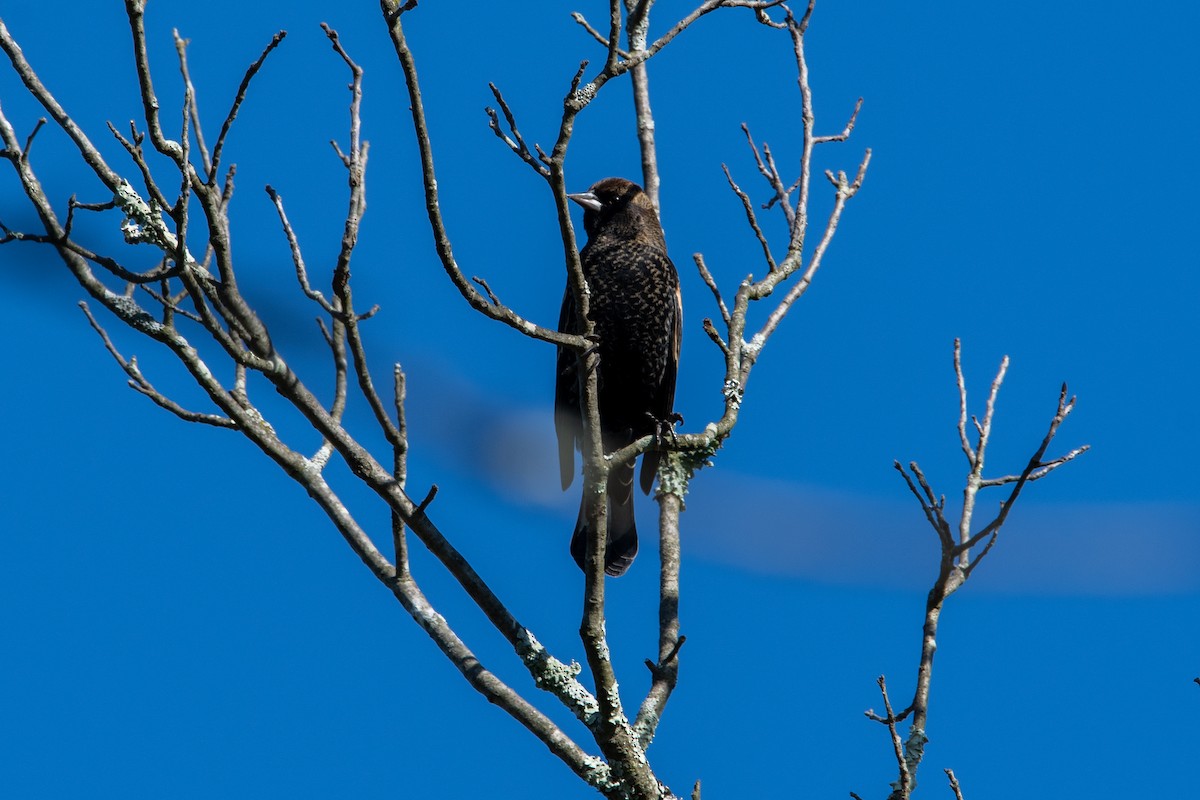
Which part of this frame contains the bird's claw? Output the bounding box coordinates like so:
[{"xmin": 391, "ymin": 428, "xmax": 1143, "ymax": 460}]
[{"xmin": 647, "ymin": 411, "xmax": 683, "ymax": 448}]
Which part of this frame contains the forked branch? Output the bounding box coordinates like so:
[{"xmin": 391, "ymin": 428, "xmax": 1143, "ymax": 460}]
[{"xmin": 875, "ymin": 339, "xmax": 1088, "ymax": 799}]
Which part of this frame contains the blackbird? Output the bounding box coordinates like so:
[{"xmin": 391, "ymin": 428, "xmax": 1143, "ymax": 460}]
[{"xmin": 556, "ymin": 177, "xmax": 682, "ymax": 577}]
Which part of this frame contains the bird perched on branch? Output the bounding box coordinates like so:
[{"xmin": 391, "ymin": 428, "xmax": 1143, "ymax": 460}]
[{"xmin": 556, "ymin": 177, "xmax": 682, "ymax": 577}]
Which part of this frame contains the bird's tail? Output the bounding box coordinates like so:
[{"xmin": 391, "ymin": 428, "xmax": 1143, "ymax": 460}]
[{"xmin": 570, "ymin": 459, "xmax": 638, "ymax": 577}]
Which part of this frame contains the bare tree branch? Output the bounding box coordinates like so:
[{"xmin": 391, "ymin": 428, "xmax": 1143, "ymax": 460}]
[
  {"xmin": 79, "ymin": 301, "xmax": 236, "ymax": 428},
  {"xmin": 874, "ymin": 340, "xmax": 1087, "ymax": 799},
  {"xmin": 722, "ymin": 162, "xmax": 777, "ymax": 272},
  {"xmin": 571, "ymin": 11, "xmax": 631, "ymax": 57},
  {"xmin": 624, "ymin": 0, "xmax": 662, "ymax": 213},
  {"xmin": 633, "ymin": 478, "xmax": 684, "ymax": 748},
  {"xmin": 207, "ymin": 27, "xmax": 286, "ymax": 183},
  {"xmin": 877, "ymin": 676, "xmax": 914, "ymax": 797},
  {"xmin": 486, "ymin": 83, "xmax": 552, "ymax": 178},
  {"xmin": 813, "ymin": 96, "xmax": 863, "ymax": 144},
  {"xmin": 945, "ymin": 768, "xmax": 965, "ymax": 800},
  {"xmin": 693, "ymin": 253, "xmax": 731, "ymax": 328},
  {"xmin": 391, "ymin": 365, "xmax": 411, "ymax": 579},
  {"xmin": 379, "ymin": 3, "xmax": 581, "ymax": 349},
  {"xmin": 172, "ymin": 30, "xmax": 212, "ymax": 175},
  {"xmin": 265, "ymin": 185, "xmax": 335, "ymax": 312}
]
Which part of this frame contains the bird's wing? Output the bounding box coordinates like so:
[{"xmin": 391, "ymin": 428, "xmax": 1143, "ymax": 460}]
[
  {"xmin": 664, "ymin": 268, "xmax": 682, "ymax": 419},
  {"xmin": 650, "ymin": 255, "xmax": 682, "ymax": 425},
  {"xmin": 639, "ymin": 256, "xmax": 683, "ymax": 496},
  {"xmin": 555, "ymin": 285, "xmax": 581, "ymax": 490}
]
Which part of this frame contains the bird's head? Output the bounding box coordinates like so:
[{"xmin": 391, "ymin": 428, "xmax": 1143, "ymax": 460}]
[{"xmin": 568, "ymin": 177, "xmax": 661, "ymax": 245}]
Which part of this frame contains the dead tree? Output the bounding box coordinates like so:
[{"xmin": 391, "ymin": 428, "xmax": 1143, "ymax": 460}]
[{"xmin": 0, "ymin": 2, "xmax": 1084, "ymax": 797}]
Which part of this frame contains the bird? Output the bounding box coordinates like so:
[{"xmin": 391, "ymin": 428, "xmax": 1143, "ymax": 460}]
[{"xmin": 555, "ymin": 177, "xmax": 682, "ymax": 577}]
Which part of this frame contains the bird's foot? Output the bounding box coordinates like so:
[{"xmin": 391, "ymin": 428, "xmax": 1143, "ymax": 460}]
[{"xmin": 647, "ymin": 411, "xmax": 684, "ymax": 448}]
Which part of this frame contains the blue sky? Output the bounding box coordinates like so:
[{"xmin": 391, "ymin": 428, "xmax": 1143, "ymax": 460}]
[{"xmin": 1, "ymin": 2, "xmax": 1197, "ymax": 798}]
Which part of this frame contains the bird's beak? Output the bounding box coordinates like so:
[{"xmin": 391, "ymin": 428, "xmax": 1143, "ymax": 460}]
[{"xmin": 567, "ymin": 191, "xmax": 602, "ymax": 213}]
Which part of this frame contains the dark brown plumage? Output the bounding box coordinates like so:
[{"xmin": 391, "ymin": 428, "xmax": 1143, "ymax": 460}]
[{"xmin": 555, "ymin": 177, "xmax": 682, "ymax": 577}]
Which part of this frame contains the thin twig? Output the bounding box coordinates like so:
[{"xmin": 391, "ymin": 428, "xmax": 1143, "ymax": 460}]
[
  {"xmin": 265, "ymin": 185, "xmax": 335, "ymax": 312},
  {"xmin": 702, "ymin": 317, "xmax": 730, "ymax": 354},
  {"xmin": 392, "ymin": 365, "xmax": 411, "ymax": 580},
  {"xmin": 570, "ymin": 12, "xmax": 630, "ymax": 56},
  {"xmin": 209, "ymin": 30, "xmax": 287, "ymax": 181},
  {"xmin": 722, "ymin": 163, "xmax": 776, "ymax": 272},
  {"xmin": 813, "ymin": 96, "xmax": 863, "ymax": 143},
  {"xmin": 380, "ymin": 8, "xmax": 582, "ymax": 348},
  {"xmin": 693, "ymin": 253, "xmax": 730, "ymax": 326},
  {"xmin": 79, "ymin": 302, "xmax": 235, "ymax": 428},
  {"xmin": 876, "ymin": 676, "xmax": 912, "ymax": 796},
  {"xmin": 173, "ymin": 30, "xmax": 212, "ymax": 174},
  {"xmin": 20, "ymin": 117, "xmax": 46, "ymax": 159},
  {"xmin": 485, "ymin": 83, "xmax": 551, "ymax": 178},
  {"xmin": 742, "ymin": 124, "xmax": 794, "ymax": 227},
  {"xmin": 945, "ymin": 768, "xmax": 965, "ymax": 800}
]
